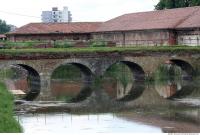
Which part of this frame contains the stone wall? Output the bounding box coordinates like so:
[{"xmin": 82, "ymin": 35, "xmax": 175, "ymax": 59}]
[
  {"xmin": 92, "ymin": 30, "xmax": 173, "ymax": 46},
  {"xmin": 0, "ymin": 51, "xmax": 199, "ymax": 100}
]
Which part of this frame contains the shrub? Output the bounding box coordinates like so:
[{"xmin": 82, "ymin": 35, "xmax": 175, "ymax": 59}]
[
  {"xmin": 0, "ymin": 82, "xmax": 22, "ymax": 133},
  {"xmin": 89, "ymin": 40, "xmax": 107, "ymax": 47}
]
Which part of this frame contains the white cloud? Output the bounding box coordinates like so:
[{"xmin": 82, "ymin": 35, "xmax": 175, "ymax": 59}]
[{"xmin": 0, "ymin": 0, "xmax": 159, "ymax": 27}]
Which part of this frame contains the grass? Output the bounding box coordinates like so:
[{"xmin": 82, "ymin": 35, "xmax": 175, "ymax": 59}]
[
  {"xmin": 0, "ymin": 45, "xmax": 200, "ymax": 55},
  {"xmin": 0, "ymin": 82, "xmax": 22, "ymax": 133},
  {"xmin": 0, "ymin": 69, "xmax": 15, "ymax": 79}
]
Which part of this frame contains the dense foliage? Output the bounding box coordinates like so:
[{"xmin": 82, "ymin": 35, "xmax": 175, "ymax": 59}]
[
  {"xmin": 155, "ymin": 0, "xmax": 200, "ymax": 10},
  {"xmin": 0, "ymin": 82, "xmax": 22, "ymax": 133},
  {"xmin": 0, "ymin": 19, "xmax": 10, "ymax": 34}
]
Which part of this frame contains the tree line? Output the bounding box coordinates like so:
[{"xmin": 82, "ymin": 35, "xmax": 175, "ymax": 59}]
[
  {"xmin": 155, "ymin": 0, "xmax": 200, "ymax": 10},
  {"xmin": 0, "ymin": 19, "xmax": 10, "ymax": 34}
]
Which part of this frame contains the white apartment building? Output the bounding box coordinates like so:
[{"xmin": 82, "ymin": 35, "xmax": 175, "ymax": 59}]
[{"xmin": 41, "ymin": 7, "xmax": 72, "ymax": 23}]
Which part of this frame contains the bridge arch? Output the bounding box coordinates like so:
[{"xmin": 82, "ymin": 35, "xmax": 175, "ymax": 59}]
[
  {"xmin": 166, "ymin": 59, "xmax": 194, "ymax": 79},
  {"xmin": 103, "ymin": 61, "xmax": 145, "ymax": 81},
  {"xmin": 4, "ymin": 63, "xmax": 41, "ymax": 101},
  {"xmin": 102, "ymin": 61, "xmax": 145, "ymax": 101},
  {"xmin": 51, "ymin": 62, "xmax": 94, "ymax": 84},
  {"xmin": 50, "ymin": 62, "xmax": 94, "ymax": 102}
]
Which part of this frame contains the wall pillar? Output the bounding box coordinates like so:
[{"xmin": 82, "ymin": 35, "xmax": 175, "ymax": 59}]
[
  {"xmin": 168, "ymin": 31, "xmax": 177, "ymax": 45},
  {"xmin": 122, "ymin": 32, "xmax": 126, "ymax": 47},
  {"xmin": 37, "ymin": 72, "xmax": 53, "ymax": 101}
]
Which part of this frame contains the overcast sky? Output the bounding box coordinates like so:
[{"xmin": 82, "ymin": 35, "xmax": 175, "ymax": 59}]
[{"xmin": 0, "ymin": 0, "xmax": 159, "ymax": 27}]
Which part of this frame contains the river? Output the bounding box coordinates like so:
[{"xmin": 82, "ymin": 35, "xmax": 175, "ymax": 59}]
[
  {"xmin": 17, "ymin": 113, "xmax": 162, "ymax": 133},
  {"xmin": 2, "ymin": 64, "xmax": 200, "ymax": 133},
  {"xmin": 14, "ymin": 78, "xmax": 200, "ymax": 133}
]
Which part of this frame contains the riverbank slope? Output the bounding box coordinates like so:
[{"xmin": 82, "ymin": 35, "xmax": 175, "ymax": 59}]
[{"xmin": 0, "ymin": 82, "xmax": 22, "ymax": 133}]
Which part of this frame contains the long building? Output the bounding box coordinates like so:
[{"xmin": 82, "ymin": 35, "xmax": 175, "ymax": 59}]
[
  {"xmin": 6, "ymin": 22, "xmax": 102, "ymax": 42},
  {"xmin": 93, "ymin": 6, "xmax": 200, "ymax": 46},
  {"xmin": 7, "ymin": 6, "xmax": 200, "ymax": 46}
]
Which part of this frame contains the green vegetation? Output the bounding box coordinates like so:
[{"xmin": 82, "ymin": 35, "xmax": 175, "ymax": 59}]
[
  {"xmin": 0, "ymin": 40, "xmax": 50, "ymax": 49},
  {"xmin": 0, "ymin": 40, "xmax": 107, "ymax": 49},
  {"xmin": 0, "ymin": 19, "xmax": 10, "ymax": 34},
  {"xmin": 51, "ymin": 65, "xmax": 82, "ymax": 80},
  {"xmin": 0, "ymin": 69, "xmax": 15, "ymax": 79},
  {"xmin": 104, "ymin": 63, "xmax": 133, "ymax": 88},
  {"xmin": 89, "ymin": 40, "xmax": 107, "ymax": 47},
  {"xmin": 154, "ymin": 64, "xmax": 182, "ymax": 81},
  {"xmin": 55, "ymin": 95, "xmax": 73, "ymax": 102},
  {"xmin": 0, "ymin": 82, "xmax": 22, "ymax": 133},
  {"xmin": 0, "ymin": 46, "xmax": 200, "ymax": 55},
  {"xmin": 54, "ymin": 40, "xmax": 74, "ymax": 48},
  {"xmin": 155, "ymin": 0, "xmax": 200, "ymax": 10},
  {"xmin": 153, "ymin": 64, "xmax": 183, "ymax": 86}
]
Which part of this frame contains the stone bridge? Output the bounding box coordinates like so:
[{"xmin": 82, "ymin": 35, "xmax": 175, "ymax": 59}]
[{"xmin": 0, "ymin": 51, "xmax": 199, "ymax": 100}]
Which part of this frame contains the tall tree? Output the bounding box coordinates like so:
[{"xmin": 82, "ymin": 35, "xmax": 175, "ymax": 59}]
[
  {"xmin": 0, "ymin": 19, "xmax": 10, "ymax": 34},
  {"xmin": 155, "ymin": 0, "xmax": 200, "ymax": 10}
]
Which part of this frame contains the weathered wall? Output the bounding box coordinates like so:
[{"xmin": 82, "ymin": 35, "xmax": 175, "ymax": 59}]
[
  {"xmin": 177, "ymin": 29, "xmax": 200, "ymax": 46},
  {"xmin": 92, "ymin": 30, "xmax": 173, "ymax": 46},
  {"xmin": 7, "ymin": 33, "xmax": 91, "ymax": 42},
  {"xmin": 7, "ymin": 29, "xmax": 200, "ymax": 46}
]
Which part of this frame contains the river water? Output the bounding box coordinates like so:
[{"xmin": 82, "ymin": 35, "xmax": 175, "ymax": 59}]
[
  {"xmin": 2, "ymin": 64, "xmax": 200, "ymax": 133},
  {"xmin": 17, "ymin": 113, "xmax": 162, "ymax": 133},
  {"xmin": 15, "ymin": 78, "xmax": 200, "ymax": 133}
]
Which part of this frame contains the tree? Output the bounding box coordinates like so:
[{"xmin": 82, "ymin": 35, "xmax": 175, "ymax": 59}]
[
  {"xmin": 0, "ymin": 19, "xmax": 10, "ymax": 34},
  {"xmin": 155, "ymin": 0, "xmax": 200, "ymax": 10}
]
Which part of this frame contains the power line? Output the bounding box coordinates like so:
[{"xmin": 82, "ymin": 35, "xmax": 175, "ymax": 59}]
[
  {"xmin": 0, "ymin": 10, "xmax": 87, "ymax": 22},
  {"xmin": 0, "ymin": 10, "xmax": 40, "ymax": 18}
]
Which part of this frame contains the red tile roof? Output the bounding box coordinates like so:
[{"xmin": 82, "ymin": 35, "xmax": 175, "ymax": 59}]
[
  {"xmin": 96, "ymin": 6, "xmax": 200, "ymax": 32},
  {"xmin": 7, "ymin": 6, "xmax": 200, "ymax": 35},
  {"xmin": 0, "ymin": 34, "xmax": 6, "ymax": 38},
  {"xmin": 8, "ymin": 22, "xmax": 102, "ymax": 35}
]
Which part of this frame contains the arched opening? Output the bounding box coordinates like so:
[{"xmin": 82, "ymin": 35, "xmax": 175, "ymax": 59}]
[
  {"xmin": 155, "ymin": 59, "xmax": 195, "ymax": 99},
  {"xmin": 50, "ymin": 63, "xmax": 93, "ymax": 102},
  {"xmin": 1, "ymin": 64, "xmax": 40, "ymax": 101},
  {"xmin": 170, "ymin": 59, "xmax": 194, "ymax": 79},
  {"xmin": 102, "ymin": 61, "xmax": 145, "ymax": 101}
]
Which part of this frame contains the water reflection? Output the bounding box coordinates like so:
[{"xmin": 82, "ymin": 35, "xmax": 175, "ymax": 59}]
[
  {"xmin": 1, "ymin": 65, "xmax": 40, "ymax": 101},
  {"xmin": 155, "ymin": 79, "xmax": 196, "ymax": 99},
  {"xmin": 15, "ymin": 78, "xmax": 200, "ymax": 133},
  {"xmin": 102, "ymin": 80, "xmax": 145, "ymax": 101},
  {"xmin": 17, "ymin": 113, "xmax": 162, "ymax": 133},
  {"xmin": 50, "ymin": 80, "xmax": 94, "ymax": 102}
]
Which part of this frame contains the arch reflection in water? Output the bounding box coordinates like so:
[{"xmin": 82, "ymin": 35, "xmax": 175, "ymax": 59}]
[
  {"xmin": 50, "ymin": 63, "xmax": 93, "ymax": 102},
  {"xmin": 102, "ymin": 62, "xmax": 145, "ymax": 101},
  {"xmin": 165, "ymin": 59, "xmax": 194, "ymax": 80},
  {"xmin": 155, "ymin": 79, "xmax": 196, "ymax": 99},
  {"xmin": 3, "ymin": 64, "xmax": 41, "ymax": 101}
]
